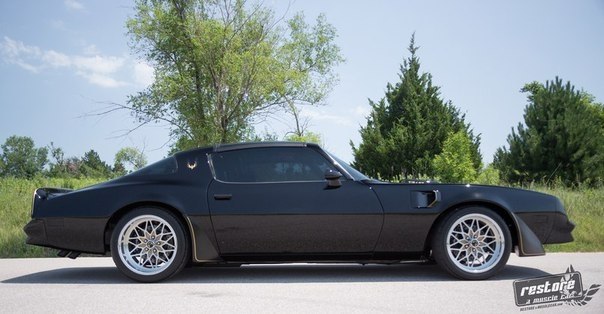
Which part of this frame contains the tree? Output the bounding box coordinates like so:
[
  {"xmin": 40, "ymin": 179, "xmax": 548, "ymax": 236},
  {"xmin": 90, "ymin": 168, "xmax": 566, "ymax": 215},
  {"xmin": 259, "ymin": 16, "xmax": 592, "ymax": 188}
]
[
  {"xmin": 114, "ymin": 147, "xmax": 148, "ymax": 174},
  {"xmin": 123, "ymin": 0, "xmax": 342, "ymax": 151},
  {"xmin": 284, "ymin": 132, "xmax": 322, "ymax": 145},
  {"xmin": 0, "ymin": 135, "xmax": 48, "ymax": 178},
  {"xmin": 80, "ymin": 150, "xmax": 112, "ymax": 178},
  {"xmin": 351, "ymin": 35, "xmax": 481, "ymax": 180},
  {"xmin": 494, "ymin": 77, "xmax": 604, "ymax": 186},
  {"xmin": 283, "ymin": 105, "xmax": 322, "ymax": 145},
  {"xmin": 475, "ymin": 164, "xmax": 501, "ymax": 185},
  {"xmin": 47, "ymin": 142, "xmax": 68, "ymax": 177},
  {"xmin": 433, "ymin": 131, "xmax": 477, "ymax": 183}
]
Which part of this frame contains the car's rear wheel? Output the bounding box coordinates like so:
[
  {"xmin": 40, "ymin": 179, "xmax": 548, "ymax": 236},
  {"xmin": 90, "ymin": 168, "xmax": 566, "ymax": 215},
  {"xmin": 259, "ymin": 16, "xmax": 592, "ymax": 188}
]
[
  {"xmin": 111, "ymin": 207, "xmax": 189, "ymax": 282},
  {"xmin": 431, "ymin": 207, "xmax": 511, "ymax": 280}
]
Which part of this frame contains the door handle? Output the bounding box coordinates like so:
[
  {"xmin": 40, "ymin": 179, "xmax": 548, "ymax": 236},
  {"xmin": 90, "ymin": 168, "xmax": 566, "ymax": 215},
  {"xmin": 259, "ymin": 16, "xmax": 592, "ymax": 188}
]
[{"xmin": 214, "ymin": 194, "xmax": 232, "ymax": 200}]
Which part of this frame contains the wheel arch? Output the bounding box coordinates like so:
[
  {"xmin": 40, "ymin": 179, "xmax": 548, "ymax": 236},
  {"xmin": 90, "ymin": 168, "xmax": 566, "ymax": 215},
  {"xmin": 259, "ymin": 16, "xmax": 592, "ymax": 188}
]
[
  {"xmin": 104, "ymin": 201, "xmax": 193, "ymax": 255},
  {"xmin": 423, "ymin": 201, "xmax": 520, "ymax": 257}
]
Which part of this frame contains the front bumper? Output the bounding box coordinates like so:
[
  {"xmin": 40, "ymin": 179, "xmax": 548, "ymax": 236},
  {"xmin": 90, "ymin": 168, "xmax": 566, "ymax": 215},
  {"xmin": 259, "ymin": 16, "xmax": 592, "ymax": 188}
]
[{"xmin": 546, "ymin": 214, "xmax": 575, "ymax": 244}]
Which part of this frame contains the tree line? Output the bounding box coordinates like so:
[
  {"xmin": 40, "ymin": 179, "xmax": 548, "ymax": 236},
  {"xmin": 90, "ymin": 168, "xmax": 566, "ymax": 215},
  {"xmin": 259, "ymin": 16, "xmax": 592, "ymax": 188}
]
[
  {"xmin": 351, "ymin": 35, "xmax": 604, "ymax": 187},
  {"xmin": 0, "ymin": 136, "xmax": 147, "ymax": 179},
  {"xmin": 4, "ymin": 0, "xmax": 603, "ymax": 187}
]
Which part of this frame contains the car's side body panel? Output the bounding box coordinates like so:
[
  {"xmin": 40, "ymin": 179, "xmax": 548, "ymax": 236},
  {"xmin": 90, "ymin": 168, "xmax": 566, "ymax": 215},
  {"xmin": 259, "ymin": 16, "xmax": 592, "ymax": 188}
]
[{"xmin": 208, "ymin": 180, "xmax": 383, "ymax": 257}]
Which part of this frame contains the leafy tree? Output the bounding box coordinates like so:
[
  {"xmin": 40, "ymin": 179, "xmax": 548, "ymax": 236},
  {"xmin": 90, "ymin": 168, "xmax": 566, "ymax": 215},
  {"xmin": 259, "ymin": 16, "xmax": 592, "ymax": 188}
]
[
  {"xmin": 433, "ymin": 131, "xmax": 477, "ymax": 183},
  {"xmin": 112, "ymin": 161, "xmax": 127, "ymax": 177},
  {"xmin": 114, "ymin": 147, "xmax": 147, "ymax": 174},
  {"xmin": 47, "ymin": 142, "xmax": 68, "ymax": 177},
  {"xmin": 80, "ymin": 150, "xmax": 111, "ymax": 178},
  {"xmin": 0, "ymin": 135, "xmax": 48, "ymax": 178},
  {"xmin": 283, "ymin": 104, "xmax": 322, "ymax": 145},
  {"xmin": 284, "ymin": 132, "xmax": 322, "ymax": 145},
  {"xmin": 475, "ymin": 164, "xmax": 501, "ymax": 185},
  {"xmin": 493, "ymin": 77, "xmax": 604, "ymax": 186},
  {"xmin": 351, "ymin": 35, "xmax": 480, "ymax": 180},
  {"xmin": 125, "ymin": 0, "xmax": 342, "ymax": 151},
  {"xmin": 64, "ymin": 157, "xmax": 83, "ymax": 178}
]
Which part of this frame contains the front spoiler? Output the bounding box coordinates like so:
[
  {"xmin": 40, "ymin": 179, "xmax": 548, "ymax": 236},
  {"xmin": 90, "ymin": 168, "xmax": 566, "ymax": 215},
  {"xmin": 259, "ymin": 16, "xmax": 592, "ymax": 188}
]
[{"xmin": 514, "ymin": 212, "xmax": 575, "ymax": 256}]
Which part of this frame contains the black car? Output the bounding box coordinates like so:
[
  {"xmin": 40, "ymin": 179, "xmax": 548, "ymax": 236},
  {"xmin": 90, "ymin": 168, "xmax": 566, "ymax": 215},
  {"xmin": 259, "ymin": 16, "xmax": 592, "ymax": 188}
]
[{"xmin": 24, "ymin": 142, "xmax": 574, "ymax": 282}]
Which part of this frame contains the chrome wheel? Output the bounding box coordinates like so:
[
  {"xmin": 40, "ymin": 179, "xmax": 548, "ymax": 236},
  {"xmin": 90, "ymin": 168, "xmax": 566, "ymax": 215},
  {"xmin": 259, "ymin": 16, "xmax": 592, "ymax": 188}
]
[
  {"xmin": 117, "ymin": 215, "xmax": 178, "ymax": 276},
  {"xmin": 446, "ymin": 213, "xmax": 504, "ymax": 273}
]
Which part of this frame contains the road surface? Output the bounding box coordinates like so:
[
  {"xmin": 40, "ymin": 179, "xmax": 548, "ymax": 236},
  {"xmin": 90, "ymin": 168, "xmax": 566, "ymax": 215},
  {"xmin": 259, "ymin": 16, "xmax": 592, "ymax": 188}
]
[{"xmin": 1, "ymin": 253, "xmax": 603, "ymax": 313}]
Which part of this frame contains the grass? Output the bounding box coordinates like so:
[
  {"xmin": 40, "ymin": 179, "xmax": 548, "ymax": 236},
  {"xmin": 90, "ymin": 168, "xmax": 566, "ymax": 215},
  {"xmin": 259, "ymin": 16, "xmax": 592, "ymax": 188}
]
[
  {"xmin": 534, "ymin": 186, "xmax": 604, "ymax": 252},
  {"xmin": 0, "ymin": 177, "xmax": 102, "ymax": 258},
  {"xmin": 0, "ymin": 177, "xmax": 602, "ymax": 257}
]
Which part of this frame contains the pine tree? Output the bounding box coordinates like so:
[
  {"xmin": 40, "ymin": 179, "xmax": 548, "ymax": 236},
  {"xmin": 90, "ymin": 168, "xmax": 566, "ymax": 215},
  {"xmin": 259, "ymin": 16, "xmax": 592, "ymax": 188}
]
[
  {"xmin": 351, "ymin": 35, "xmax": 481, "ymax": 180},
  {"xmin": 493, "ymin": 77, "xmax": 604, "ymax": 186}
]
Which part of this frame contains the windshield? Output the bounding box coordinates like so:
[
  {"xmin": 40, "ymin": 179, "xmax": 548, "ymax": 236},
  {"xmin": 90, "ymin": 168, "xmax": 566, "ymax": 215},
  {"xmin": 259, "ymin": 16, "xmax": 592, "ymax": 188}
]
[{"xmin": 325, "ymin": 150, "xmax": 369, "ymax": 181}]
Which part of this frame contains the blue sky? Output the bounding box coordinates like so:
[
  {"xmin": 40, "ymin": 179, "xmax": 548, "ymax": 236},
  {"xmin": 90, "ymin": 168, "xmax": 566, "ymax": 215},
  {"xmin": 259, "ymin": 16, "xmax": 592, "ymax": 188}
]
[{"xmin": 1, "ymin": 0, "xmax": 603, "ymax": 166}]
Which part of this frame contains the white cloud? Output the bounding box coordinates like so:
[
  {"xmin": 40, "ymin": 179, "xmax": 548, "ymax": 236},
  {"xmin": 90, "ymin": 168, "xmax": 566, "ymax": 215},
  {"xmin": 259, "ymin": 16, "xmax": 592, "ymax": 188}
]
[
  {"xmin": 0, "ymin": 36, "xmax": 42, "ymax": 72},
  {"xmin": 78, "ymin": 72, "xmax": 126, "ymax": 88},
  {"xmin": 302, "ymin": 108, "xmax": 354, "ymax": 126},
  {"xmin": 0, "ymin": 36, "xmax": 127, "ymax": 88},
  {"xmin": 133, "ymin": 61, "xmax": 155, "ymax": 87},
  {"xmin": 73, "ymin": 55, "xmax": 125, "ymax": 74},
  {"xmin": 82, "ymin": 44, "xmax": 100, "ymax": 56},
  {"xmin": 64, "ymin": 0, "xmax": 84, "ymax": 11},
  {"xmin": 43, "ymin": 50, "xmax": 71, "ymax": 67}
]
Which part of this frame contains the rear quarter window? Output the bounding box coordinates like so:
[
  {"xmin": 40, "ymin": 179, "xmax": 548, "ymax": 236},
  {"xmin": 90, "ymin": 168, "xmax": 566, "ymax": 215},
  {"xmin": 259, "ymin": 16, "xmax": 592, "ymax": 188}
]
[{"xmin": 129, "ymin": 157, "xmax": 178, "ymax": 176}]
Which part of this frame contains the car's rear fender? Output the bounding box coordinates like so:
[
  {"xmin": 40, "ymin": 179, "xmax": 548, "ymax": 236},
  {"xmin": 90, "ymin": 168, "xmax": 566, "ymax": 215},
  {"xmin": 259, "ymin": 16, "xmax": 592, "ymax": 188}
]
[{"xmin": 104, "ymin": 201, "xmax": 222, "ymax": 263}]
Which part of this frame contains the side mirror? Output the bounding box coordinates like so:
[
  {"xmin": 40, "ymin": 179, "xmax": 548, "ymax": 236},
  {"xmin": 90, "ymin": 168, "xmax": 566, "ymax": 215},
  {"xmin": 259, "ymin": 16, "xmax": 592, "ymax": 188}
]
[{"xmin": 324, "ymin": 169, "xmax": 342, "ymax": 188}]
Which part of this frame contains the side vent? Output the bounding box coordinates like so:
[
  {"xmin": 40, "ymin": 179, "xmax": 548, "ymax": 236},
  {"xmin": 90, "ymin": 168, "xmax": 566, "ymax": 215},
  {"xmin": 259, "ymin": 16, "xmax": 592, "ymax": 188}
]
[{"xmin": 411, "ymin": 190, "xmax": 441, "ymax": 208}]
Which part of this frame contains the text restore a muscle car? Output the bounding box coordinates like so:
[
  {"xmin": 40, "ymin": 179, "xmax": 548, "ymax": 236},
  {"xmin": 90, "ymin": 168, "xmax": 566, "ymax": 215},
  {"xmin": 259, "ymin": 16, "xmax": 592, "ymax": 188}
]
[{"xmin": 24, "ymin": 142, "xmax": 574, "ymax": 282}]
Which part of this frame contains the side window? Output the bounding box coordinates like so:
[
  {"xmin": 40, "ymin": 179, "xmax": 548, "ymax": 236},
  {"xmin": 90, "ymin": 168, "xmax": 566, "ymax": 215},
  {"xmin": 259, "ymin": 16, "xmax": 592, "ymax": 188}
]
[{"xmin": 211, "ymin": 147, "xmax": 336, "ymax": 183}]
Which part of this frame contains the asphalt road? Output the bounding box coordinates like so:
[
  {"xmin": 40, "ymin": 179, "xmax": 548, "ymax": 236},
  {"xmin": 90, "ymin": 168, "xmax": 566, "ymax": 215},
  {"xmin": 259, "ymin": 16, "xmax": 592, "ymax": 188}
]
[{"xmin": 1, "ymin": 253, "xmax": 602, "ymax": 313}]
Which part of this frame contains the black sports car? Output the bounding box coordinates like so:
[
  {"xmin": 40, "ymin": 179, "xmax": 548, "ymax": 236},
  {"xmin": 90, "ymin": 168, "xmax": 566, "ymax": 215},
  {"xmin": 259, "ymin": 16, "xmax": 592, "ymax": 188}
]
[{"xmin": 24, "ymin": 142, "xmax": 574, "ymax": 282}]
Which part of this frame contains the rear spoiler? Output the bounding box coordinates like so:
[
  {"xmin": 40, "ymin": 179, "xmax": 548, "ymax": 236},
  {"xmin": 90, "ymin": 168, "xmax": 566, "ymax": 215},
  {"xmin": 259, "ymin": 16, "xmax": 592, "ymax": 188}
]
[
  {"xmin": 31, "ymin": 187, "xmax": 74, "ymax": 217},
  {"xmin": 34, "ymin": 187, "xmax": 73, "ymax": 200}
]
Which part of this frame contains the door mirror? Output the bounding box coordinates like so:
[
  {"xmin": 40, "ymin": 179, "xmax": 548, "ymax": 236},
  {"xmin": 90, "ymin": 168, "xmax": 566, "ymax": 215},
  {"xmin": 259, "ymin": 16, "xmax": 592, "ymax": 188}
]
[{"xmin": 324, "ymin": 169, "xmax": 342, "ymax": 188}]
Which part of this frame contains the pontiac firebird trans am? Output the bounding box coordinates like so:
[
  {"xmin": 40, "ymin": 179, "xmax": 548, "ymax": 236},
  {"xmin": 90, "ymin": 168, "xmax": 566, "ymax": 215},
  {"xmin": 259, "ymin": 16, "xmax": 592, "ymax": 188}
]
[{"xmin": 24, "ymin": 142, "xmax": 574, "ymax": 282}]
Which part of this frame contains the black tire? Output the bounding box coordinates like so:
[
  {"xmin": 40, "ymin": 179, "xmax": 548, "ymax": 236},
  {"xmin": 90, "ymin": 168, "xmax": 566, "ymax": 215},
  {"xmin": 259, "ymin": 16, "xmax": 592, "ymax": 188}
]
[
  {"xmin": 431, "ymin": 207, "xmax": 511, "ymax": 280},
  {"xmin": 111, "ymin": 207, "xmax": 189, "ymax": 282}
]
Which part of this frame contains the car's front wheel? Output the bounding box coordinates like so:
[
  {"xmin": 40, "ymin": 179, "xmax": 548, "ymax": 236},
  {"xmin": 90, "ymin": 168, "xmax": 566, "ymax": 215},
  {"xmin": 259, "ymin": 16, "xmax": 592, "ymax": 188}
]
[
  {"xmin": 111, "ymin": 207, "xmax": 189, "ymax": 282},
  {"xmin": 431, "ymin": 207, "xmax": 511, "ymax": 280}
]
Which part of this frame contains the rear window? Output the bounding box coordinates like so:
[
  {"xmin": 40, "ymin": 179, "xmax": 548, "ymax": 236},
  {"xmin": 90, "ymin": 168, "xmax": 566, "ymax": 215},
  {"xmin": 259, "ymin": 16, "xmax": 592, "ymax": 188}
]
[{"xmin": 129, "ymin": 157, "xmax": 178, "ymax": 176}]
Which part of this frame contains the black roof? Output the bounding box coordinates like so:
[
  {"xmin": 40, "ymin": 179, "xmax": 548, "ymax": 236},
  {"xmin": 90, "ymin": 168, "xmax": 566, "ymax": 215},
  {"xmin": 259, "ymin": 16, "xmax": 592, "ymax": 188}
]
[
  {"xmin": 176, "ymin": 141, "xmax": 320, "ymax": 156},
  {"xmin": 214, "ymin": 141, "xmax": 318, "ymax": 152}
]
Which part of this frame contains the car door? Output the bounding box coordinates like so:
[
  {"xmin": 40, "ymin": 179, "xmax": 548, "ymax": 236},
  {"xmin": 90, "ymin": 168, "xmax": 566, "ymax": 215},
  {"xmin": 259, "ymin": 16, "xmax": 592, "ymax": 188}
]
[{"xmin": 207, "ymin": 146, "xmax": 383, "ymax": 257}]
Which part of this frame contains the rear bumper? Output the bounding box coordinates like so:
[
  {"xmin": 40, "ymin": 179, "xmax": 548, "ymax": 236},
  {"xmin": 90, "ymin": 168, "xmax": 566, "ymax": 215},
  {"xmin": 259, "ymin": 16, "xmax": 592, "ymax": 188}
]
[
  {"xmin": 23, "ymin": 217, "xmax": 108, "ymax": 254},
  {"xmin": 24, "ymin": 219, "xmax": 48, "ymax": 247}
]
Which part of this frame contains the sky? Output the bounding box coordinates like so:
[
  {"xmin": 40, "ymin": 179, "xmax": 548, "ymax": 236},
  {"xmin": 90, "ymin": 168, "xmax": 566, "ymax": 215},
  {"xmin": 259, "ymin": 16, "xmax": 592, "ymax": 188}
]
[{"xmin": 1, "ymin": 0, "xmax": 603, "ymax": 166}]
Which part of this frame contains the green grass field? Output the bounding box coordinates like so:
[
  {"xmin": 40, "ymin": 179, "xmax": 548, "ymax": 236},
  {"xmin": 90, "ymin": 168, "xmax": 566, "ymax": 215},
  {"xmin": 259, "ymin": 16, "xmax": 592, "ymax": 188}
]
[
  {"xmin": 0, "ymin": 177, "xmax": 602, "ymax": 257},
  {"xmin": 0, "ymin": 177, "xmax": 102, "ymax": 258}
]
